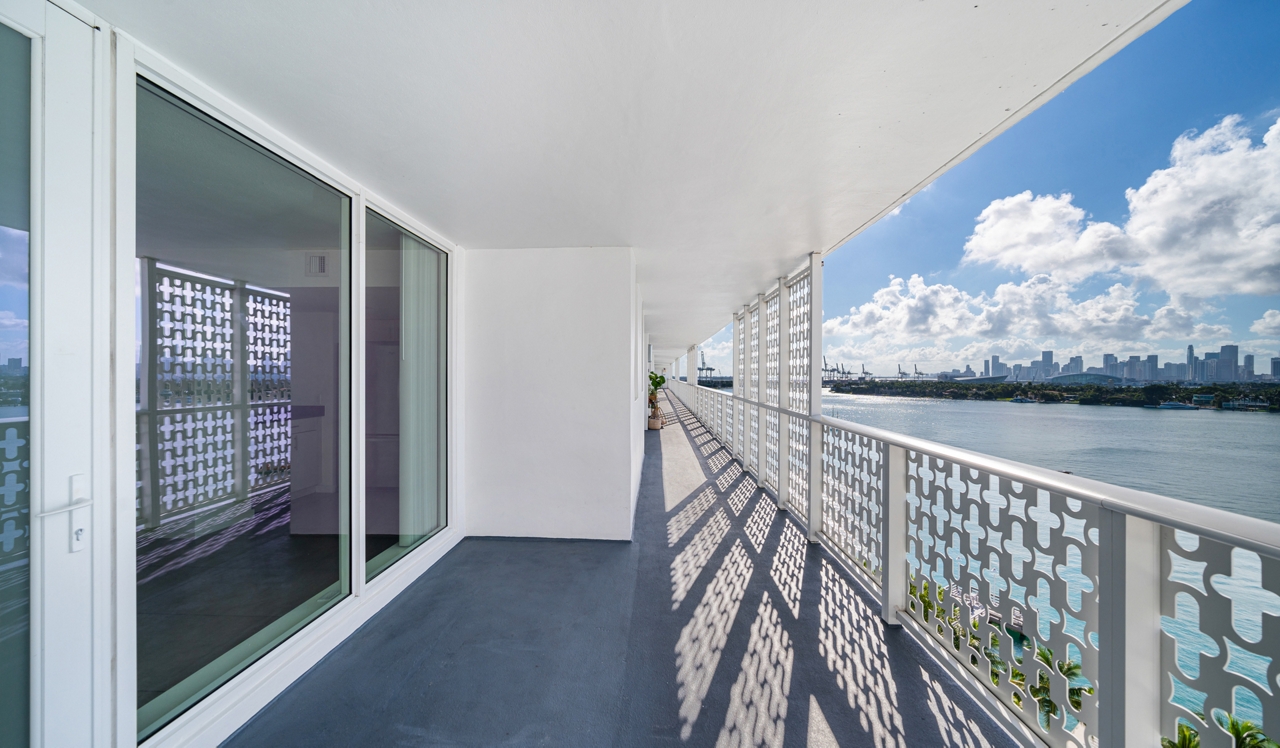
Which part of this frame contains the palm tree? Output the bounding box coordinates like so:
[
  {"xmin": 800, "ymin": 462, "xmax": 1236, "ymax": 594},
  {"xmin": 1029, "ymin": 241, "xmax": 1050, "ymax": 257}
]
[
  {"xmin": 1160, "ymin": 722, "xmax": 1199, "ymax": 748},
  {"xmin": 1213, "ymin": 712, "xmax": 1278, "ymax": 748}
]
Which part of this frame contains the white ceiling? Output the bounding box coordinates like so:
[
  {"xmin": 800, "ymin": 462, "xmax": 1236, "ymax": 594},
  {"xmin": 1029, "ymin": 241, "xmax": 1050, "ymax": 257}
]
[{"xmin": 85, "ymin": 0, "xmax": 1185, "ymax": 364}]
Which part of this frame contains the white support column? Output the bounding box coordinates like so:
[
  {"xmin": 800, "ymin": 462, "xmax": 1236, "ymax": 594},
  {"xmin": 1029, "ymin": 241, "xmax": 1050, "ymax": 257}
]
[
  {"xmin": 754, "ymin": 293, "xmax": 766, "ymax": 486},
  {"xmin": 806, "ymin": 252, "xmax": 824, "ymax": 540},
  {"xmin": 731, "ymin": 312, "xmax": 740, "ymax": 398},
  {"xmin": 880, "ymin": 445, "xmax": 908, "ymax": 624},
  {"xmin": 1116, "ymin": 514, "xmax": 1162, "ymax": 747},
  {"xmin": 776, "ymin": 277, "xmax": 790, "ymax": 509},
  {"xmin": 689, "ymin": 344, "xmax": 699, "ymax": 387}
]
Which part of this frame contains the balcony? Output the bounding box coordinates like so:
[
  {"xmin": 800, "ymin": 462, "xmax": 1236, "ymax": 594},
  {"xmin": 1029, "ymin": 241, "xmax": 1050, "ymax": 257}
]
[{"xmin": 222, "ymin": 390, "xmax": 1020, "ymax": 747}]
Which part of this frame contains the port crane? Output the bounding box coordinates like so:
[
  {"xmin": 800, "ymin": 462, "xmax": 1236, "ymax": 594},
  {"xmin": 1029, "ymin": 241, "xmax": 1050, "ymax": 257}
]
[
  {"xmin": 897, "ymin": 364, "xmax": 909, "ymax": 380},
  {"xmin": 913, "ymin": 364, "xmax": 926, "ymax": 380},
  {"xmin": 696, "ymin": 351, "xmax": 716, "ymax": 384}
]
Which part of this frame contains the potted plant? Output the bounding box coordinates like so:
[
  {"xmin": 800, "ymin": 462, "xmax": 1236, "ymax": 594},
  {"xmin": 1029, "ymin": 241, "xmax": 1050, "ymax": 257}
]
[{"xmin": 648, "ymin": 372, "xmax": 666, "ymax": 429}]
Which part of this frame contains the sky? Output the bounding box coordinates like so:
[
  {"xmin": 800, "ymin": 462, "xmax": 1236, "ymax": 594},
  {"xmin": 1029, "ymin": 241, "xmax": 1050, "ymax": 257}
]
[
  {"xmin": 693, "ymin": 0, "xmax": 1280, "ymax": 379},
  {"xmin": 0, "ymin": 227, "xmax": 28, "ymax": 367}
]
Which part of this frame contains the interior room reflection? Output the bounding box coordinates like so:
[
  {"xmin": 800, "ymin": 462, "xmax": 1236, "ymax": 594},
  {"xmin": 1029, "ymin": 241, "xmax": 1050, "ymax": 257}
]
[
  {"xmin": 363, "ymin": 210, "xmax": 446, "ymax": 581},
  {"xmin": 134, "ymin": 79, "xmax": 349, "ymax": 738}
]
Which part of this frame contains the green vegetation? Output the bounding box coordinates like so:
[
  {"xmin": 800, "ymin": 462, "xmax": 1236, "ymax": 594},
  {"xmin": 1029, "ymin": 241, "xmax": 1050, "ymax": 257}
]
[
  {"xmin": 828, "ymin": 379, "xmax": 1280, "ymax": 410},
  {"xmin": 0, "ymin": 373, "xmax": 26, "ymax": 408}
]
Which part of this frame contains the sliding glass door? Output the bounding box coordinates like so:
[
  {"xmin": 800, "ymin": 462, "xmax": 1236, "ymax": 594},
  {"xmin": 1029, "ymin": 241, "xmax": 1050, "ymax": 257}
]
[
  {"xmin": 134, "ymin": 78, "xmax": 351, "ymax": 739},
  {"xmin": 0, "ymin": 20, "xmax": 30, "ymax": 748},
  {"xmin": 364, "ymin": 210, "xmax": 447, "ymax": 580}
]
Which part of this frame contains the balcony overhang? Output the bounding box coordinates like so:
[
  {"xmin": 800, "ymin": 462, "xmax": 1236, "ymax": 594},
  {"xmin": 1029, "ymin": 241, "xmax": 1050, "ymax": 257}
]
[{"xmin": 86, "ymin": 0, "xmax": 1186, "ymax": 361}]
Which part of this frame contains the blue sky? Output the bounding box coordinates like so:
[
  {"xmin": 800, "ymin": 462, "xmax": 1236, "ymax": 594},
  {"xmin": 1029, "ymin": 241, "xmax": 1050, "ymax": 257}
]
[
  {"xmin": 0, "ymin": 227, "xmax": 28, "ymax": 367},
  {"xmin": 696, "ymin": 0, "xmax": 1280, "ymax": 378}
]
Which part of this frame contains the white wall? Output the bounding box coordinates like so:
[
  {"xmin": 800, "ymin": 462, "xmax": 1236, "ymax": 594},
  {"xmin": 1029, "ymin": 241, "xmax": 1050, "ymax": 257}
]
[{"xmin": 464, "ymin": 246, "xmax": 642, "ymax": 540}]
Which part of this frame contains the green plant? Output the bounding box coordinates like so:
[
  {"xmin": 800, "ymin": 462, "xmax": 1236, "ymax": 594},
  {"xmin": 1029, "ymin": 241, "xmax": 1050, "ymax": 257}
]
[
  {"xmin": 648, "ymin": 371, "xmax": 666, "ymax": 401},
  {"xmin": 1161, "ymin": 722, "xmax": 1200, "ymax": 748},
  {"xmin": 1213, "ymin": 712, "xmax": 1278, "ymax": 748}
]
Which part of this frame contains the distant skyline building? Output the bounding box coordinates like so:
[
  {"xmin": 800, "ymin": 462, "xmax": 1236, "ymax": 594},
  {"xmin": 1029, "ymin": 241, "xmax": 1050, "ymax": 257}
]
[
  {"xmin": 1218, "ymin": 344, "xmax": 1239, "ymax": 382},
  {"xmin": 911, "ymin": 341, "xmax": 1271, "ymax": 384}
]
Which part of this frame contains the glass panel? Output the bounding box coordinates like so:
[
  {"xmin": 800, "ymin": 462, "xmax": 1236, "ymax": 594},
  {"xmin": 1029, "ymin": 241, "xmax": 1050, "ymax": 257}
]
[
  {"xmin": 134, "ymin": 79, "xmax": 350, "ymax": 739},
  {"xmin": 0, "ymin": 22, "xmax": 30, "ymax": 748},
  {"xmin": 364, "ymin": 210, "xmax": 446, "ymax": 580}
]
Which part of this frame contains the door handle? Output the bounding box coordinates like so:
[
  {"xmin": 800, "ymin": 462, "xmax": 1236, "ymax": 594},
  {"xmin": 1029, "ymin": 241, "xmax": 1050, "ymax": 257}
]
[{"xmin": 36, "ymin": 474, "xmax": 92, "ymax": 552}]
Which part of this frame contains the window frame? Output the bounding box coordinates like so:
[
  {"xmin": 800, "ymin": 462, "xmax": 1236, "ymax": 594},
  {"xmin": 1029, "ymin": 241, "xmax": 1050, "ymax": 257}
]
[{"xmin": 114, "ymin": 30, "xmax": 463, "ymax": 748}]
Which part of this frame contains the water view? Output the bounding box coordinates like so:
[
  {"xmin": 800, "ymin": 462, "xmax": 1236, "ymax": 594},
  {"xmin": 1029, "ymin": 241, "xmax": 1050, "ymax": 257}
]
[{"xmin": 822, "ymin": 391, "xmax": 1280, "ymax": 525}]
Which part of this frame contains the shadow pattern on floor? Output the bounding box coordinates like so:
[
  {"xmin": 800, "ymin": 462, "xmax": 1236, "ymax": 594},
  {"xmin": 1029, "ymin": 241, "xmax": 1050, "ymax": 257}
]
[{"xmin": 224, "ymin": 392, "xmax": 1019, "ymax": 748}]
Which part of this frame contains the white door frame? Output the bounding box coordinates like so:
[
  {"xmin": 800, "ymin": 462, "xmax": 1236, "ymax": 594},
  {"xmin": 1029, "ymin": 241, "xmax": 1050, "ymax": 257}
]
[{"xmin": 111, "ymin": 20, "xmax": 467, "ymax": 748}]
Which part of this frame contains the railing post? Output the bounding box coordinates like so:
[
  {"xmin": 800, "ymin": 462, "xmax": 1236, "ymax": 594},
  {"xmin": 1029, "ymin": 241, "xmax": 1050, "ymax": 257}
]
[
  {"xmin": 880, "ymin": 444, "xmax": 908, "ymax": 624},
  {"xmin": 754, "ymin": 293, "xmax": 766, "ymax": 487},
  {"xmin": 1096, "ymin": 511, "xmax": 1161, "ymax": 747},
  {"xmin": 806, "ymin": 252, "xmax": 823, "ymax": 541},
  {"xmin": 776, "ymin": 277, "xmax": 790, "ymax": 510}
]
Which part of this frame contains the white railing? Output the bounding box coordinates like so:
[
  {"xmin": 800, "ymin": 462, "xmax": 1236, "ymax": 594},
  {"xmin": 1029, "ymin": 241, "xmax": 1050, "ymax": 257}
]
[{"xmin": 670, "ymin": 329, "xmax": 1279, "ymax": 748}]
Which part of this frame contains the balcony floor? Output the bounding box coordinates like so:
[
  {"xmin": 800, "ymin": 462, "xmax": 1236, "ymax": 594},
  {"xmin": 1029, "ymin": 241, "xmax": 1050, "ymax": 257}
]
[{"xmin": 225, "ymin": 392, "xmax": 1017, "ymax": 747}]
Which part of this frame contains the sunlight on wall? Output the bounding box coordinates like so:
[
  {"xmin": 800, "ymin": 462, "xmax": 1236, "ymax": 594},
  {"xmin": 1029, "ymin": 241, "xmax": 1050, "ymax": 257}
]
[
  {"xmin": 671, "ymin": 508, "xmax": 732, "ymax": 609},
  {"xmin": 715, "ymin": 592, "xmax": 794, "ymax": 748},
  {"xmin": 676, "ymin": 540, "xmax": 754, "ymax": 740},
  {"xmin": 818, "ymin": 559, "xmax": 906, "ymax": 748}
]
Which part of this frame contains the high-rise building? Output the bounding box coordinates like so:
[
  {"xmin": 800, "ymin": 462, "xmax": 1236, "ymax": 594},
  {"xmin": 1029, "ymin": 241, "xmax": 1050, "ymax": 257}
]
[
  {"xmin": 1272, "ymin": 357, "xmax": 1280, "ymax": 378},
  {"xmin": 1102, "ymin": 353, "xmax": 1118, "ymax": 378},
  {"xmin": 1243, "ymin": 354, "xmax": 1254, "ymax": 380},
  {"xmin": 1065, "ymin": 355, "xmax": 1084, "ymax": 375},
  {"xmin": 1145, "ymin": 354, "xmax": 1158, "ymax": 381},
  {"xmin": 1126, "ymin": 355, "xmax": 1142, "ymax": 380},
  {"xmin": 983, "ymin": 359, "xmax": 990, "ymax": 377},
  {"xmin": 1041, "ymin": 351, "xmax": 1053, "ymax": 374},
  {"xmin": 1186, "ymin": 345, "xmax": 1194, "ymax": 368},
  {"xmin": 1218, "ymin": 345, "xmax": 1239, "ymax": 382}
]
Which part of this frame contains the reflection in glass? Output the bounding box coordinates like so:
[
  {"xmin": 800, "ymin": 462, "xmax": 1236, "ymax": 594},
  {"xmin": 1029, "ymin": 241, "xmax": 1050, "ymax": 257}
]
[
  {"xmin": 0, "ymin": 22, "xmax": 31, "ymax": 748},
  {"xmin": 365, "ymin": 210, "xmax": 446, "ymax": 580},
  {"xmin": 135, "ymin": 79, "xmax": 350, "ymax": 739}
]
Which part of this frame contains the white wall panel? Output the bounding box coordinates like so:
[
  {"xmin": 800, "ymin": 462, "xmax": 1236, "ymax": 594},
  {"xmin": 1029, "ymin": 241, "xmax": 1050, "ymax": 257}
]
[{"xmin": 464, "ymin": 247, "xmax": 636, "ymax": 540}]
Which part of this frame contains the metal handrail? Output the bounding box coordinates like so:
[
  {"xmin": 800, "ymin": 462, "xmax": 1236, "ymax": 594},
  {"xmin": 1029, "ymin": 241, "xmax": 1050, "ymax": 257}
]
[{"xmin": 671, "ymin": 378, "xmax": 1280, "ymax": 560}]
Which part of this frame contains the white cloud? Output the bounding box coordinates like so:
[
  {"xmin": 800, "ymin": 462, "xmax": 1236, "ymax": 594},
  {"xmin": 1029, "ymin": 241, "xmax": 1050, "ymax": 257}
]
[
  {"xmin": 823, "ymin": 273, "xmax": 1233, "ymax": 372},
  {"xmin": 823, "ymin": 273, "xmax": 1226, "ymax": 346},
  {"xmin": 1251, "ymin": 309, "xmax": 1280, "ymax": 337},
  {"xmin": 961, "ymin": 115, "xmax": 1280, "ymax": 302}
]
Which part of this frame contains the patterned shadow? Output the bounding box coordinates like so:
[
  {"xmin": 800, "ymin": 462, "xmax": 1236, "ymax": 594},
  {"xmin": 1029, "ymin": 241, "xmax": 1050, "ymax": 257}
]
[
  {"xmin": 818, "ymin": 559, "xmax": 906, "ymax": 747},
  {"xmin": 716, "ymin": 592, "xmax": 794, "ymax": 748},
  {"xmin": 668, "ymin": 487, "xmax": 717, "ymax": 547},
  {"xmin": 671, "ymin": 508, "xmax": 732, "ymax": 609},
  {"xmin": 676, "ymin": 540, "xmax": 754, "ymax": 740},
  {"xmin": 770, "ymin": 519, "xmax": 805, "ymax": 618}
]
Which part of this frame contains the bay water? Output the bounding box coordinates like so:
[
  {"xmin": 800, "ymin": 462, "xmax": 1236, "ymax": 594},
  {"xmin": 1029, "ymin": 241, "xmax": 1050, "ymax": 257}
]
[{"xmin": 822, "ymin": 391, "xmax": 1280, "ymax": 525}]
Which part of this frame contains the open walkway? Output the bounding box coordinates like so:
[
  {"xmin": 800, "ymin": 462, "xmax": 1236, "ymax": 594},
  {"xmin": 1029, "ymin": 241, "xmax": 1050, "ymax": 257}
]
[{"xmin": 225, "ymin": 391, "xmax": 1018, "ymax": 747}]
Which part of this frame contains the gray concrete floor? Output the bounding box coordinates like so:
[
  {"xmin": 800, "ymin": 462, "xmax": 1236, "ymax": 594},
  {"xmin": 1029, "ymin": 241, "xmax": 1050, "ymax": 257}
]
[{"xmin": 224, "ymin": 393, "xmax": 1021, "ymax": 747}]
